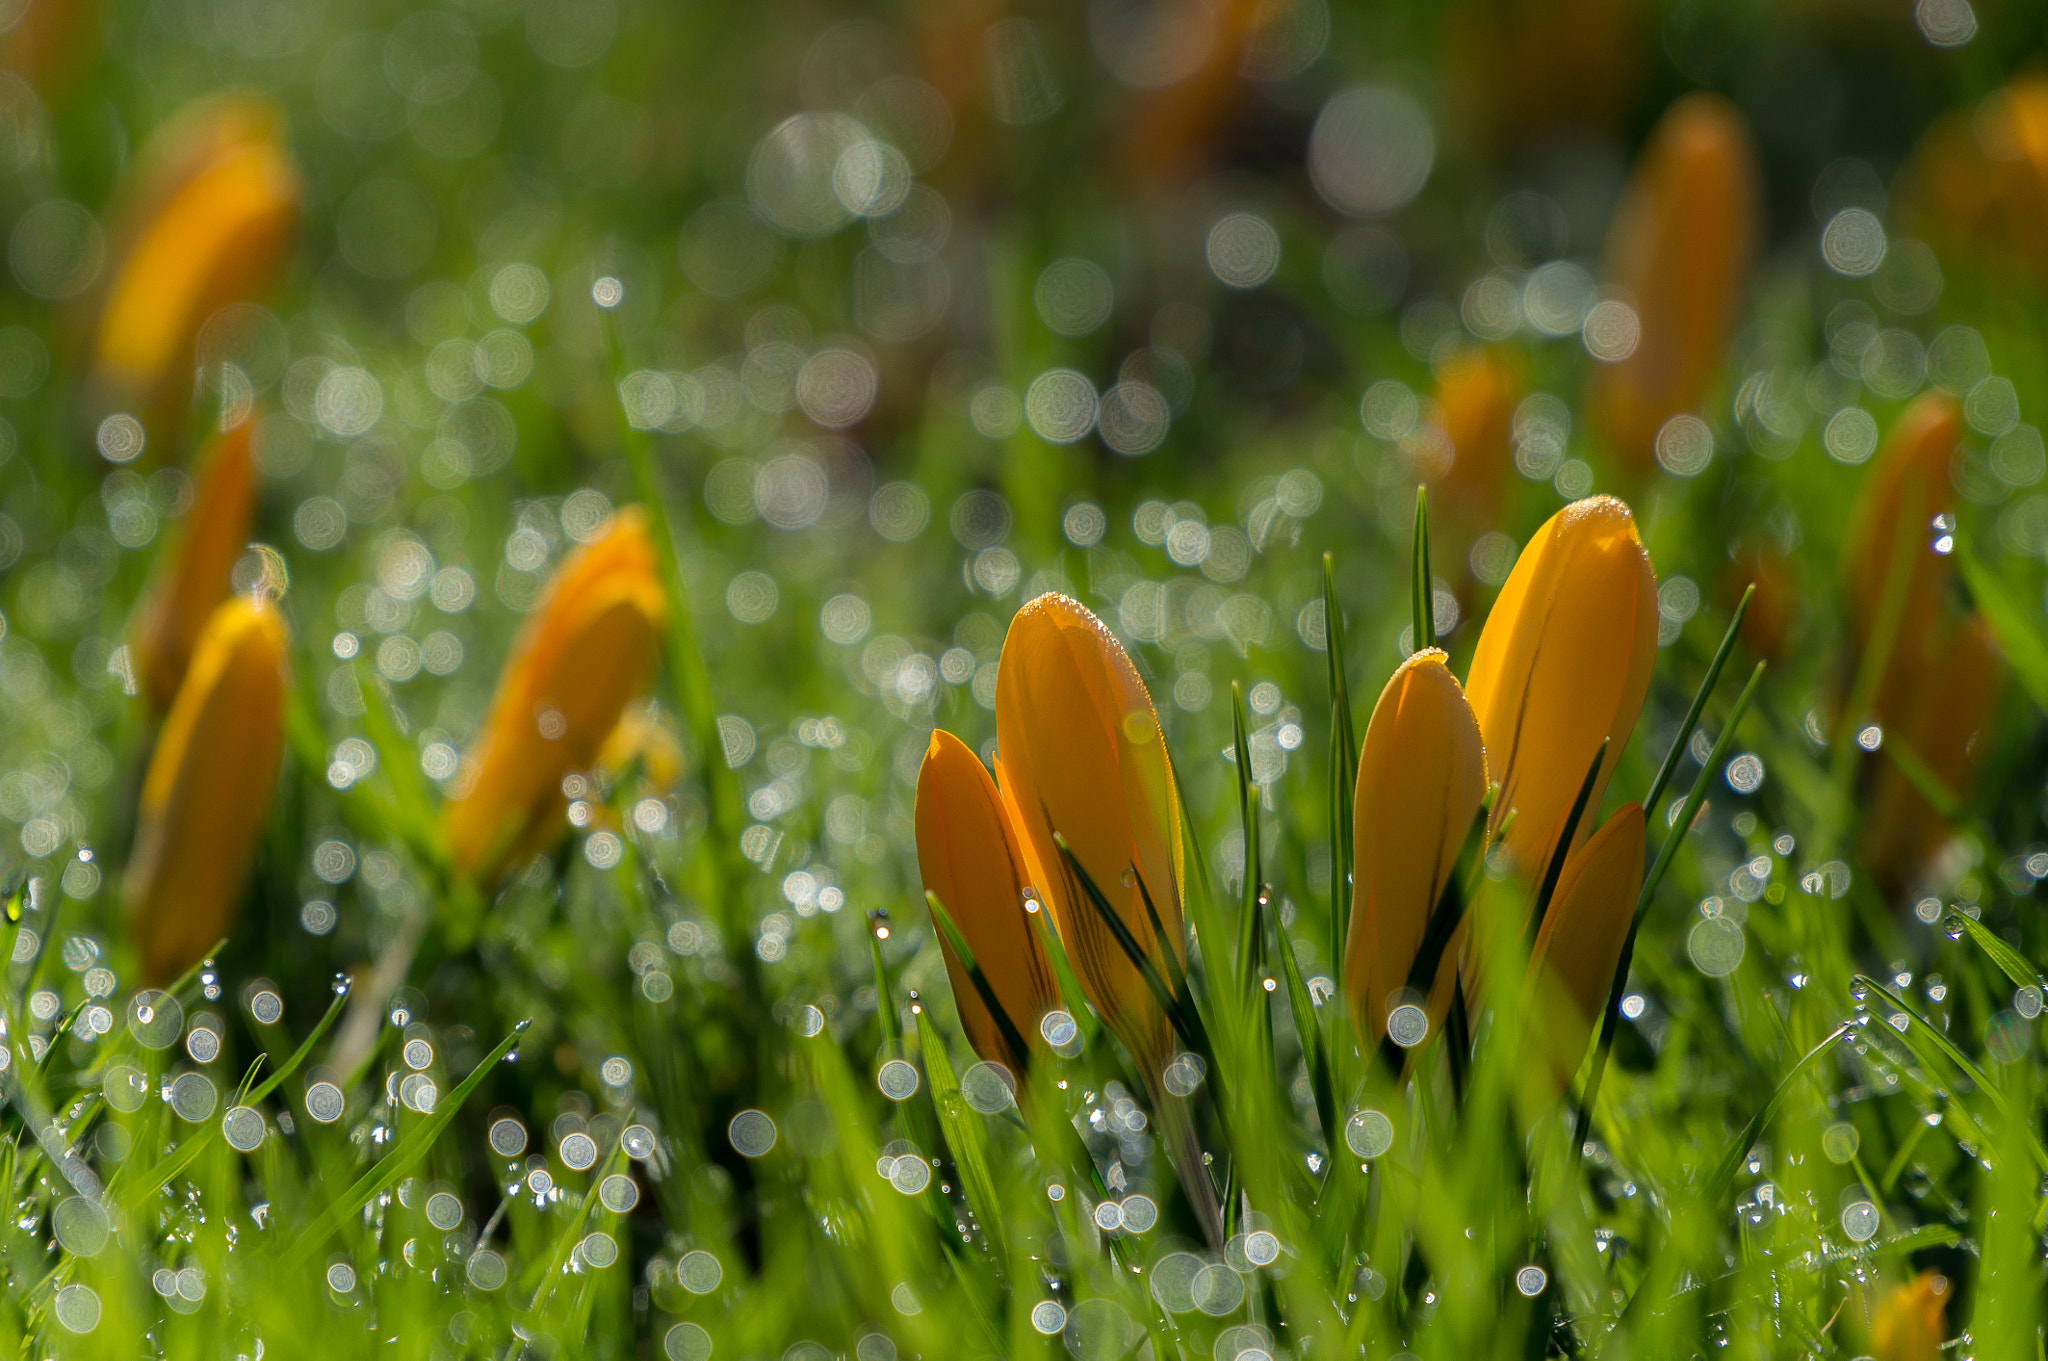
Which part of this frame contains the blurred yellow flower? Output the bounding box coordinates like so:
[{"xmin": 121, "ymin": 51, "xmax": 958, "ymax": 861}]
[
  {"xmin": 1589, "ymin": 94, "xmax": 1757, "ymax": 470},
  {"xmin": 131, "ymin": 420, "xmax": 256, "ymax": 713},
  {"xmin": 915, "ymin": 729, "xmax": 1059, "ymax": 1072},
  {"xmin": 1527, "ymin": 803, "xmax": 1645, "ymax": 1079},
  {"xmin": 1428, "ymin": 345, "xmax": 1521, "ymax": 549},
  {"xmin": 442, "ymin": 509, "xmax": 667, "ymax": 884},
  {"xmin": 1343, "ymin": 648, "xmax": 1487, "ymax": 1048},
  {"xmin": 1869, "ymin": 1271, "xmax": 1949, "ymax": 1361},
  {"xmin": 994, "ymin": 593, "xmax": 1185, "ymax": 1068},
  {"xmin": 1465, "ymin": 495, "xmax": 1657, "ymax": 885},
  {"xmin": 1903, "ymin": 78, "xmax": 2048, "ymax": 280},
  {"xmin": 125, "ymin": 596, "xmax": 289, "ymax": 983},
  {"xmin": 90, "ymin": 95, "xmax": 299, "ymax": 435}
]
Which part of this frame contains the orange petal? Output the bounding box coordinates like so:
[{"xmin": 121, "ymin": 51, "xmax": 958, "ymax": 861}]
[
  {"xmin": 995, "ymin": 593, "xmax": 1184, "ymax": 1067},
  {"xmin": 442, "ymin": 510, "xmax": 667, "ymax": 882},
  {"xmin": 1589, "ymin": 93, "xmax": 1757, "ymax": 466},
  {"xmin": 126, "ymin": 597, "xmax": 289, "ymax": 983},
  {"xmin": 132, "ymin": 422, "xmax": 256, "ymax": 712},
  {"xmin": 1870, "ymin": 1270, "xmax": 1949, "ymax": 1361},
  {"xmin": 1527, "ymin": 802, "xmax": 1645, "ymax": 1077},
  {"xmin": 915, "ymin": 730, "xmax": 1059, "ymax": 1069},
  {"xmin": 1464, "ymin": 495, "xmax": 1656, "ymax": 887},
  {"xmin": 1344, "ymin": 648, "xmax": 1487, "ymax": 1046}
]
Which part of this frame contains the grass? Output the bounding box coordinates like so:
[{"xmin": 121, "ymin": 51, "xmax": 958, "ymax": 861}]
[{"xmin": 2, "ymin": 0, "xmax": 2047, "ymax": 1357}]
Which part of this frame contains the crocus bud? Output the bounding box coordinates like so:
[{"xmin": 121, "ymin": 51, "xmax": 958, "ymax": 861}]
[
  {"xmin": 131, "ymin": 421, "xmax": 256, "ymax": 713},
  {"xmin": 915, "ymin": 730, "xmax": 1059, "ymax": 1071},
  {"xmin": 1870, "ymin": 1272, "xmax": 1949, "ymax": 1361},
  {"xmin": 1429, "ymin": 346, "xmax": 1520, "ymax": 540},
  {"xmin": 994, "ymin": 593, "xmax": 1185, "ymax": 1066},
  {"xmin": 1589, "ymin": 94, "xmax": 1757, "ymax": 469},
  {"xmin": 442, "ymin": 509, "xmax": 666, "ymax": 883},
  {"xmin": 1527, "ymin": 803, "xmax": 1645, "ymax": 1079},
  {"xmin": 89, "ymin": 96, "xmax": 299, "ymax": 435},
  {"xmin": 1343, "ymin": 649, "xmax": 1487, "ymax": 1048},
  {"xmin": 1464, "ymin": 495, "xmax": 1657, "ymax": 885},
  {"xmin": 1842, "ymin": 392, "xmax": 1961, "ymax": 726},
  {"xmin": 125, "ymin": 597, "xmax": 288, "ymax": 983}
]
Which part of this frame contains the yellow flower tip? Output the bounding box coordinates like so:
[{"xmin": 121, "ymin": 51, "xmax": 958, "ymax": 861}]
[
  {"xmin": 91, "ymin": 94, "xmax": 300, "ymax": 429},
  {"xmin": 1526, "ymin": 802, "xmax": 1645, "ymax": 1081},
  {"xmin": 126, "ymin": 595, "xmax": 290, "ymax": 984},
  {"xmin": 1465, "ymin": 495, "xmax": 1656, "ymax": 886},
  {"xmin": 132, "ymin": 421, "xmax": 257, "ymax": 713},
  {"xmin": 914, "ymin": 729, "xmax": 1058, "ymax": 1071},
  {"xmin": 1344, "ymin": 647, "xmax": 1487, "ymax": 1047},
  {"xmin": 441, "ymin": 508, "xmax": 668, "ymax": 883},
  {"xmin": 1869, "ymin": 1271, "xmax": 1949, "ymax": 1361},
  {"xmin": 995, "ymin": 592, "xmax": 1184, "ymax": 1062},
  {"xmin": 1590, "ymin": 93, "xmax": 1757, "ymax": 465}
]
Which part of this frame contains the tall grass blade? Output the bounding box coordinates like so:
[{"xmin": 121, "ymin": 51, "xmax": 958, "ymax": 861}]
[
  {"xmin": 1411, "ymin": 486, "xmax": 1433, "ymax": 654},
  {"xmin": 924, "ymin": 890, "xmax": 1034, "ymax": 1071},
  {"xmin": 1642, "ymin": 584, "xmax": 1752, "ymax": 817}
]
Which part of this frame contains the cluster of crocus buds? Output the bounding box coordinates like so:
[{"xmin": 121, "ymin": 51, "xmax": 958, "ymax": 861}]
[
  {"xmin": 88, "ymin": 94, "xmax": 299, "ymax": 437},
  {"xmin": 1589, "ymin": 94, "xmax": 1758, "ymax": 472},
  {"xmin": 1345, "ymin": 494, "xmax": 1657, "ymax": 1076},
  {"xmin": 442, "ymin": 509, "xmax": 668, "ymax": 885},
  {"xmin": 125, "ymin": 597, "xmax": 289, "ymax": 982},
  {"xmin": 1842, "ymin": 394, "xmax": 2005, "ymax": 889}
]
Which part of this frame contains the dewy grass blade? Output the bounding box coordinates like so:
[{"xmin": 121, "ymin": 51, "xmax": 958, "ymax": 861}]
[
  {"xmin": 283, "ymin": 1018, "xmax": 531, "ymax": 1269},
  {"xmin": 1411, "ymin": 485, "xmax": 1433, "ymax": 654},
  {"xmin": 1272, "ymin": 899, "xmax": 1336, "ymax": 1142},
  {"xmin": 1053, "ymin": 834, "xmax": 1206, "ymax": 1060},
  {"xmin": 1527, "ymin": 737, "xmax": 1608, "ymax": 945},
  {"xmin": 1231, "ymin": 682, "xmax": 1265, "ymax": 1000},
  {"xmin": 924, "ymin": 889, "xmax": 1033, "ymax": 1072},
  {"xmin": 1642, "ymin": 584, "xmax": 1752, "ymax": 817},
  {"xmin": 1946, "ymin": 910, "xmax": 2046, "ymax": 993},
  {"xmin": 1323, "ymin": 552, "xmax": 1358, "ymax": 999},
  {"xmin": 914, "ymin": 1006, "xmax": 1007, "ymax": 1253}
]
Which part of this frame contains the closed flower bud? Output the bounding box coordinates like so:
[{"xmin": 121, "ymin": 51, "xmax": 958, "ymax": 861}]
[
  {"xmin": 1344, "ymin": 649, "xmax": 1487, "ymax": 1047},
  {"xmin": 125, "ymin": 597, "xmax": 288, "ymax": 983},
  {"xmin": 915, "ymin": 730, "xmax": 1059, "ymax": 1071},
  {"xmin": 1527, "ymin": 803, "xmax": 1645, "ymax": 1079},
  {"xmin": 1465, "ymin": 495, "xmax": 1657, "ymax": 886},
  {"xmin": 995, "ymin": 593, "xmax": 1185, "ymax": 1065},
  {"xmin": 1589, "ymin": 94, "xmax": 1758, "ymax": 468},
  {"xmin": 1869, "ymin": 1272, "xmax": 1949, "ymax": 1361},
  {"xmin": 1429, "ymin": 346, "xmax": 1521, "ymax": 540},
  {"xmin": 442, "ymin": 509, "xmax": 666, "ymax": 883},
  {"xmin": 90, "ymin": 96, "xmax": 299, "ymax": 435},
  {"xmin": 131, "ymin": 421, "xmax": 256, "ymax": 713},
  {"xmin": 1843, "ymin": 392, "xmax": 1962, "ymax": 727}
]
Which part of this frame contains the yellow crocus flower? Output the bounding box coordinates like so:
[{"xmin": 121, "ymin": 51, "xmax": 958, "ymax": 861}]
[
  {"xmin": 914, "ymin": 729, "xmax": 1059, "ymax": 1071},
  {"xmin": 90, "ymin": 95, "xmax": 299, "ymax": 433},
  {"xmin": 1343, "ymin": 648, "xmax": 1487, "ymax": 1048},
  {"xmin": 125, "ymin": 596, "xmax": 289, "ymax": 983},
  {"xmin": 1526, "ymin": 803, "xmax": 1645, "ymax": 1080},
  {"xmin": 131, "ymin": 420, "xmax": 256, "ymax": 713},
  {"xmin": 442, "ymin": 509, "xmax": 667, "ymax": 884},
  {"xmin": 1589, "ymin": 93, "xmax": 1757, "ymax": 470},
  {"xmin": 1869, "ymin": 1271, "xmax": 1949, "ymax": 1361},
  {"xmin": 1464, "ymin": 495, "xmax": 1657, "ymax": 886},
  {"xmin": 994, "ymin": 593, "xmax": 1186, "ymax": 1068}
]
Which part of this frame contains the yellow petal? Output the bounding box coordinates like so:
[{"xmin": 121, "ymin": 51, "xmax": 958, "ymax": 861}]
[
  {"xmin": 915, "ymin": 730, "xmax": 1059, "ymax": 1070},
  {"xmin": 132, "ymin": 421, "xmax": 256, "ymax": 712},
  {"xmin": 1589, "ymin": 93, "xmax": 1757, "ymax": 467},
  {"xmin": 1870, "ymin": 1271, "xmax": 1949, "ymax": 1361},
  {"xmin": 442, "ymin": 509, "xmax": 667, "ymax": 882},
  {"xmin": 995, "ymin": 593, "xmax": 1183, "ymax": 1066},
  {"xmin": 1527, "ymin": 802, "xmax": 1645, "ymax": 1077},
  {"xmin": 1344, "ymin": 648, "xmax": 1487, "ymax": 1047},
  {"xmin": 1429, "ymin": 346, "xmax": 1520, "ymax": 534},
  {"xmin": 1464, "ymin": 495, "xmax": 1656, "ymax": 886},
  {"xmin": 91, "ymin": 96, "xmax": 299, "ymax": 431},
  {"xmin": 1842, "ymin": 392, "xmax": 1962, "ymax": 726},
  {"xmin": 126, "ymin": 597, "xmax": 289, "ymax": 983}
]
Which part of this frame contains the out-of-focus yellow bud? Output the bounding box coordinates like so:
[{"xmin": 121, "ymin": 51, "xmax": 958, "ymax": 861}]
[
  {"xmin": 995, "ymin": 593, "xmax": 1185, "ymax": 1067},
  {"xmin": 1869, "ymin": 1271, "xmax": 1949, "ymax": 1361},
  {"xmin": 1843, "ymin": 392, "xmax": 1961, "ymax": 726},
  {"xmin": 1428, "ymin": 346, "xmax": 1520, "ymax": 542},
  {"xmin": 1867, "ymin": 613, "xmax": 2005, "ymax": 891},
  {"xmin": 1465, "ymin": 495, "xmax": 1657, "ymax": 884},
  {"xmin": 915, "ymin": 730, "xmax": 1060, "ymax": 1071},
  {"xmin": 1527, "ymin": 803, "xmax": 1645, "ymax": 1079},
  {"xmin": 125, "ymin": 597, "xmax": 288, "ymax": 983},
  {"xmin": 1589, "ymin": 94, "xmax": 1757, "ymax": 470},
  {"xmin": 1343, "ymin": 649, "xmax": 1486, "ymax": 1047},
  {"xmin": 442, "ymin": 509, "xmax": 666, "ymax": 884},
  {"xmin": 131, "ymin": 421, "xmax": 256, "ymax": 713},
  {"xmin": 1727, "ymin": 542, "xmax": 1799, "ymax": 665},
  {"xmin": 90, "ymin": 96, "xmax": 299, "ymax": 434},
  {"xmin": 1905, "ymin": 80, "xmax": 2048, "ymax": 280},
  {"xmin": 599, "ymin": 700, "xmax": 685, "ymax": 792}
]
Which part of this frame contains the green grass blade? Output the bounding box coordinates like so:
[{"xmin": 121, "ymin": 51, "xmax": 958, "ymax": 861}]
[
  {"xmin": 1642, "ymin": 584, "xmax": 1752, "ymax": 817},
  {"xmin": 1411, "ymin": 485, "xmax": 1433, "ymax": 654},
  {"xmin": 1957, "ymin": 544, "xmax": 2048, "ymax": 713},
  {"xmin": 1947, "ymin": 910, "xmax": 2045, "ymax": 992}
]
